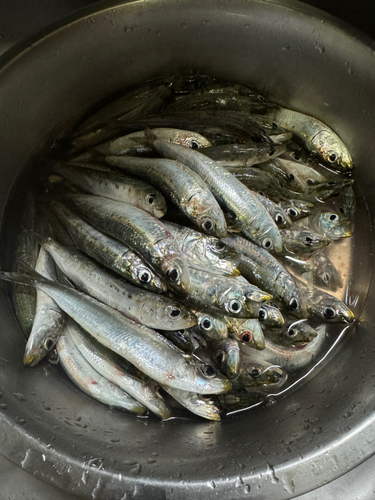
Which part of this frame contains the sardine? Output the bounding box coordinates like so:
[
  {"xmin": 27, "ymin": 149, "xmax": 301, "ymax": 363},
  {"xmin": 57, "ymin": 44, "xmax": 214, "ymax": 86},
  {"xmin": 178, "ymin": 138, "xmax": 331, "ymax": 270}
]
[
  {"xmin": 0, "ymin": 270, "xmax": 231, "ymax": 394},
  {"xmin": 152, "ymin": 139, "xmax": 283, "ymax": 252},
  {"xmin": 192, "ymin": 310, "xmax": 228, "ymax": 341},
  {"xmin": 253, "ymin": 193, "xmax": 292, "ymax": 228},
  {"xmin": 64, "ymin": 194, "xmax": 190, "ymax": 294},
  {"xmin": 104, "ymin": 155, "xmax": 227, "ymax": 237},
  {"xmin": 163, "ymin": 221, "xmax": 239, "ymax": 276},
  {"xmin": 57, "ymin": 325, "xmax": 146, "ymax": 414},
  {"xmin": 23, "ymin": 247, "xmax": 65, "ymax": 366},
  {"xmin": 300, "ymin": 210, "xmax": 354, "ymax": 240},
  {"xmin": 51, "ymin": 201, "xmax": 167, "ymax": 293},
  {"xmin": 264, "ymin": 319, "xmax": 317, "ymax": 347},
  {"xmin": 43, "ymin": 238, "xmax": 196, "ymax": 330},
  {"xmin": 279, "ymin": 199, "xmax": 314, "ymax": 221},
  {"xmin": 235, "ymin": 359, "xmax": 287, "ymax": 388},
  {"xmin": 55, "ymin": 162, "xmax": 167, "ymax": 218},
  {"xmin": 285, "ymin": 253, "xmax": 343, "ymax": 292},
  {"xmin": 210, "ymin": 338, "xmax": 241, "ymax": 378},
  {"xmin": 200, "ymin": 141, "xmax": 287, "ymax": 167},
  {"xmin": 279, "ymin": 226, "xmax": 330, "ymax": 255},
  {"xmin": 162, "ymin": 386, "xmax": 221, "ymax": 421},
  {"xmin": 225, "ymin": 316, "xmax": 265, "ymax": 350}
]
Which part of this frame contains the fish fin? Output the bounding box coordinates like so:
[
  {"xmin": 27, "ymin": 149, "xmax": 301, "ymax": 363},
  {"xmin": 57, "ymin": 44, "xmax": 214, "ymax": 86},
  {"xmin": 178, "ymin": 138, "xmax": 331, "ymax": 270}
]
[{"xmin": 0, "ymin": 269, "xmax": 42, "ymax": 288}]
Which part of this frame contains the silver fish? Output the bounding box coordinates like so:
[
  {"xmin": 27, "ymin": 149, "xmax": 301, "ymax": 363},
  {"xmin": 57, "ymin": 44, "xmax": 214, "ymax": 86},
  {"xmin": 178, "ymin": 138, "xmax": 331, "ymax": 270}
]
[
  {"xmin": 200, "ymin": 141, "xmax": 287, "ymax": 167},
  {"xmin": 279, "ymin": 199, "xmax": 314, "ymax": 221},
  {"xmin": 162, "ymin": 386, "xmax": 221, "ymax": 421},
  {"xmin": 160, "ymin": 329, "xmax": 200, "ymax": 354},
  {"xmin": 55, "ymin": 162, "xmax": 167, "ymax": 218},
  {"xmin": 285, "ymin": 253, "xmax": 343, "ymax": 292},
  {"xmin": 185, "ymin": 268, "xmax": 272, "ymax": 317},
  {"xmin": 152, "ymin": 139, "xmax": 283, "ymax": 252},
  {"xmin": 51, "ymin": 201, "xmax": 167, "ymax": 293},
  {"xmin": 68, "ymin": 319, "xmax": 171, "ymax": 418},
  {"xmin": 279, "ymin": 226, "xmax": 330, "ymax": 255},
  {"xmin": 0, "ymin": 270, "xmax": 230, "ymax": 394},
  {"xmin": 163, "ymin": 221, "xmax": 240, "ymax": 276},
  {"xmin": 223, "ymin": 234, "xmax": 303, "ymax": 314},
  {"xmin": 235, "ymin": 359, "xmax": 287, "ymax": 388},
  {"xmin": 23, "ymin": 247, "xmax": 65, "ymax": 366},
  {"xmin": 300, "ymin": 210, "xmax": 354, "ymax": 240},
  {"xmin": 57, "ymin": 325, "xmax": 146, "ymax": 414},
  {"xmin": 43, "ymin": 238, "xmax": 196, "ymax": 331},
  {"xmin": 211, "ymin": 338, "xmax": 241, "ymax": 378},
  {"xmin": 225, "ymin": 316, "xmax": 265, "ymax": 350},
  {"xmin": 192, "ymin": 310, "xmax": 228, "ymax": 341},
  {"xmin": 64, "ymin": 194, "xmax": 190, "ymax": 294},
  {"xmin": 104, "ymin": 155, "xmax": 227, "ymax": 237},
  {"xmin": 258, "ymin": 303, "xmax": 285, "ymax": 328},
  {"xmin": 254, "ymin": 193, "xmax": 292, "ymax": 228},
  {"xmin": 264, "ymin": 319, "xmax": 317, "ymax": 347}
]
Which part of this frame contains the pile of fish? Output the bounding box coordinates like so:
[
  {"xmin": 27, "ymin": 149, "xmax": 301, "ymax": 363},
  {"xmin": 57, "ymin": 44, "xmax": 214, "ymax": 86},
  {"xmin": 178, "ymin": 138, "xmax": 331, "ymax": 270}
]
[{"xmin": 5, "ymin": 74, "xmax": 356, "ymax": 420}]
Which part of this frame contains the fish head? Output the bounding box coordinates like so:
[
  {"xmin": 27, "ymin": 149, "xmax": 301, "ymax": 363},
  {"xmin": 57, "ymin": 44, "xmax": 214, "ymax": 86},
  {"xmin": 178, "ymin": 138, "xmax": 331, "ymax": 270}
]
[
  {"xmin": 169, "ymin": 130, "xmax": 212, "ymax": 149},
  {"xmin": 191, "ymin": 356, "xmax": 232, "ymax": 394},
  {"xmin": 159, "ymin": 304, "xmax": 197, "ymax": 330},
  {"xmin": 236, "ymin": 319, "xmax": 265, "ymax": 350},
  {"xmin": 141, "ymin": 190, "xmax": 167, "ymax": 219},
  {"xmin": 213, "ymin": 340, "xmax": 240, "ymax": 378},
  {"xmin": 283, "ymin": 286, "xmax": 304, "ymax": 316},
  {"xmin": 189, "ymin": 191, "xmax": 227, "ymax": 238},
  {"xmin": 195, "ymin": 395, "xmax": 221, "ymax": 421},
  {"xmin": 132, "ymin": 264, "xmax": 167, "ymax": 293},
  {"xmin": 24, "ymin": 334, "xmax": 57, "ymax": 367},
  {"xmin": 311, "ymin": 130, "xmax": 353, "ymax": 172},
  {"xmin": 312, "ymin": 211, "xmax": 354, "ymax": 240},
  {"xmin": 284, "ymin": 200, "xmax": 314, "ymax": 220},
  {"xmin": 311, "ymin": 293, "xmax": 355, "ymax": 323},
  {"xmin": 241, "ymin": 363, "xmax": 286, "ymax": 386},
  {"xmin": 273, "ymin": 208, "xmax": 292, "ymax": 228},
  {"xmin": 205, "ymin": 238, "xmax": 241, "ymax": 274},
  {"xmin": 196, "ymin": 312, "xmax": 228, "ymax": 340},
  {"xmin": 258, "ymin": 304, "xmax": 285, "ymax": 328},
  {"xmin": 282, "ymin": 228, "xmax": 330, "ymax": 254},
  {"xmin": 259, "ymin": 227, "xmax": 284, "ymax": 254},
  {"xmin": 314, "ymin": 257, "xmax": 343, "ymax": 291},
  {"xmin": 286, "ymin": 320, "xmax": 317, "ymax": 343},
  {"xmin": 161, "ymin": 246, "xmax": 190, "ymax": 295}
]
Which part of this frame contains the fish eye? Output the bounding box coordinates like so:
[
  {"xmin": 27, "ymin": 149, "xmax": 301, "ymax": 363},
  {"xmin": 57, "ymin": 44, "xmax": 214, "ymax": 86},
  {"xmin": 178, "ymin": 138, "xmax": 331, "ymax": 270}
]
[
  {"xmin": 262, "ymin": 238, "xmax": 273, "ymax": 250},
  {"xmin": 287, "ymin": 328, "xmax": 296, "ymax": 337},
  {"xmin": 328, "ymin": 153, "xmax": 337, "ymax": 163},
  {"xmin": 293, "ymin": 152, "xmax": 301, "ymax": 161},
  {"xmin": 304, "ymin": 236, "xmax": 314, "ymax": 245},
  {"xmin": 190, "ymin": 141, "xmax": 199, "ymax": 149},
  {"xmin": 288, "ymin": 173, "xmax": 295, "ymax": 181},
  {"xmin": 339, "ymin": 207, "xmax": 345, "ymax": 214},
  {"xmin": 323, "ymin": 306, "xmax": 337, "ymax": 319},
  {"xmin": 139, "ymin": 270, "xmax": 151, "ymax": 283},
  {"xmin": 201, "ymin": 218, "xmax": 214, "ymax": 232},
  {"xmin": 258, "ymin": 307, "xmax": 267, "ymax": 321},
  {"xmin": 200, "ymin": 318, "xmax": 213, "ymax": 330},
  {"xmin": 146, "ymin": 194, "xmax": 156, "ymax": 205},
  {"xmin": 44, "ymin": 338, "xmax": 55, "ymax": 351},
  {"xmin": 329, "ymin": 214, "xmax": 338, "ymax": 221},
  {"xmin": 203, "ymin": 364, "xmax": 217, "ymax": 378},
  {"xmin": 216, "ymin": 352, "xmax": 224, "ymax": 365},
  {"xmin": 322, "ymin": 272, "xmax": 330, "ymax": 283},
  {"xmin": 250, "ymin": 368, "xmax": 260, "ymax": 378},
  {"xmin": 228, "ymin": 299, "xmax": 242, "ymax": 314},
  {"xmin": 288, "ymin": 208, "xmax": 298, "ymax": 218},
  {"xmin": 212, "ymin": 239, "xmax": 226, "ymax": 253},
  {"xmin": 167, "ymin": 306, "xmax": 181, "ymax": 319},
  {"xmin": 289, "ymin": 298, "xmax": 299, "ymax": 311},
  {"xmin": 307, "ymin": 179, "xmax": 314, "ymax": 186},
  {"xmin": 167, "ymin": 268, "xmax": 179, "ymax": 282},
  {"xmin": 240, "ymin": 331, "xmax": 252, "ymax": 343},
  {"xmin": 268, "ymin": 148, "xmax": 275, "ymax": 156},
  {"xmin": 275, "ymin": 214, "xmax": 284, "ymax": 225}
]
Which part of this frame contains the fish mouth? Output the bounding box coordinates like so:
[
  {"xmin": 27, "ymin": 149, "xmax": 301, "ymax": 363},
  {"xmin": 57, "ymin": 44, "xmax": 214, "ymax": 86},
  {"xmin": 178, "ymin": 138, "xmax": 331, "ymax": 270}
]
[{"xmin": 23, "ymin": 351, "xmax": 39, "ymax": 367}]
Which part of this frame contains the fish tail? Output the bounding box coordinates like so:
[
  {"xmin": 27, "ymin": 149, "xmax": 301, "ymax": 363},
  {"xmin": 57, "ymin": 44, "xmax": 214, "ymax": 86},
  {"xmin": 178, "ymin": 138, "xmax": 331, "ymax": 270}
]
[{"xmin": 0, "ymin": 270, "xmax": 41, "ymax": 288}]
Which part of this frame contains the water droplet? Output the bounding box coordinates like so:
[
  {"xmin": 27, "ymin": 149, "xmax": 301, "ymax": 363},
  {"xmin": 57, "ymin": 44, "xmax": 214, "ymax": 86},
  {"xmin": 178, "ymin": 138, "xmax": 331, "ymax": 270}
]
[
  {"xmin": 266, "ymin": 462, "xmax": 279, "ymax": 483},
  {"xmin": 81, "ymin": 469, "xmax": 89, "ymax": 484},
  {"xmin": 130, "ymin": 463, "xmax": 142, "ymax": 475},
  {"xmin": 243, "ymin": 484, "xmax": 250, "ymax": 494},
  {"xmin": 314, "ymin": 42, "xmax": 325, "ymax": 53},
  {"xmin": 207, "ymin": 480, "xmax": 216, "ymax": 489},
  {"xmin": 235, "ymin": 476, "xmax": 243, "ymax": 487},
  {"xmin": 92, "ymin": 478, "xmax": 104, "ymax": 499},
  {"xmin": 147, "ymin": 457, "xmax": 156, "ymax": 464},
  {"xmin": 348, "ymin": 67, "xmax": 355, "ymax": 75},
  {"xmin": 0, "ymin": 403, "xmax": 7, "ymax": 410},
  {"xmin": 343, "ymin": 410, "xmax": 352, "ymax": 418},
  {"xmin": 283, "ymin": 45, "xmax": 290, "ymax": 51},
  {"xmin": 13, "ymin": 392, "xmax": 25, "ymax": 401}
]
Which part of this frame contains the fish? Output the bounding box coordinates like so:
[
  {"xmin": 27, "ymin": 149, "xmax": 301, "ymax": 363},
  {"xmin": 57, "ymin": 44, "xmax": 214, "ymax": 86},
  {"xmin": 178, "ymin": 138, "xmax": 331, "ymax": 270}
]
[
  {"xmin": 64, "ymin": 194, "xmax": 190, "ymax": 294},
  {"xmin": 104, "ymin": 155, "xmax": 227, "ymax": 237},
  {"xmin": 0, "ymin": 269, "xmax": 231, "ymax": 394},
  {"xmin": 263, "ymin": 319, "xmax": 317, "ymax": 347},
  {"xmin": 152, "ymin": 139, "xmax": 283, "ymax": 252},
  {"xmin": 162, "ymin": 386, "xmax": 221, "ymax": 421},
  {"xmin": 51, "ymin": 201, "xmax": 167, "ymax": 293},
  {"xmin": 92, "ymin": 127, "xmax": 212, "ymax": 158},
  {"xmin": 23, "ymin": 246, "xmax": 66, "ymax": 366},
  {"xmin": 184, "ymin": 267, "xmax": 272, "ymax": 317},
  {"xmin": 55, "ymin": 162, "xmax": 167, "ymax": 218},
  {"xmin": 234, "ymin": 359, "xmax": 287, "ymax": 388},
  {"xmin": 253, "ymin": 193, "xmax": 292, "ymax": 228},
  {"xmin": 264, "ymin": 158, "xmax": 328, "ymax": 189},
  {"xmin": 279, "ymin": 199, "xmax": 314, "ymax": 221},
  {"xmin": 262, "ymin": 107, "xmax": 353, "ymax": 171},
  {"xmin": 285, "ymin": 252, "xmax": 343, "ymax": 291},
  {"xmin": 337, "ymin": 185, "xmax": 356, "ymax": 221},
  {"xmin": 57, "ymin": 324, "xmax": 147, "ymax": 414},
  {"xmin": 200, "ymin": 141, "xmax": 287, "ymax": 167},
  {"xmin": 42, "ymin": 238, "xmax": 196, "ymax": 330},
  {"xmin": 162, "ymin": 221, "xmax": 239, "ymax": 276},
  {"xmin": 68, "ymin": 319, "xmax": 171, "ymax": 418},
  {"xmin": 222, "ymin": 234, "xmax": 303, "ymax": 314},
  {"xmin": 191, "ymin": 310, "xmax": 228, "ymax": 341},
  {"xmin": 258, "ymin": 303, "xmax": 285, "ymax": 328},
  {"xmin": 257, "ymin": 159, "xmax": 307, "ymax": 194},
  {"xmin": 240, "ymin": 326, "xmax": 326, "ymax": 371},
  {"xmin": 279, "ymin": 226, "xmax": 330, "ymax": 255},
  {"xmin": 300, "ymin": 210, "xmax": 354, "ymax": 240},
  {"xmin": 224, "ymin": 317, "xmax": 265, "ymax": 350},
  {"xmin": 210, "ymin": 338, "xmax": 241, "ymax": 378}
]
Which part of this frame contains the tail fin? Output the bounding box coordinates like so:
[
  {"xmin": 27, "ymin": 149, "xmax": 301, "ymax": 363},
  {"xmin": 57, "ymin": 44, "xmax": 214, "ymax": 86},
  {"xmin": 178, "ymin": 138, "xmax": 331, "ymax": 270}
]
[{"xmin": 0, "ymin": 269, "xmax": 41, "ymax": 288}]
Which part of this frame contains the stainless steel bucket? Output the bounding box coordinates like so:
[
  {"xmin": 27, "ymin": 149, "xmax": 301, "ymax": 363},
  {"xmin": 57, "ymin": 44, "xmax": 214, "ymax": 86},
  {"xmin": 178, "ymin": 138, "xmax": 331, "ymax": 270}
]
[{"xmin": 0, "ymin": 1, "xmax": 374, "ymax": 498}]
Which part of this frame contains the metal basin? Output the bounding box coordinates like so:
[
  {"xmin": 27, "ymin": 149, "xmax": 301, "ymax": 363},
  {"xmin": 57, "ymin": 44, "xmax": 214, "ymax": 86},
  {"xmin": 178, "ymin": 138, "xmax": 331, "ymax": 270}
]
[{"xmin": 0, "ymin": 0, "xmax": 375, "ymax": 498}]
